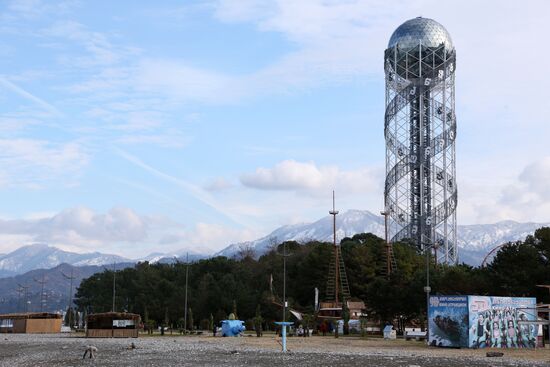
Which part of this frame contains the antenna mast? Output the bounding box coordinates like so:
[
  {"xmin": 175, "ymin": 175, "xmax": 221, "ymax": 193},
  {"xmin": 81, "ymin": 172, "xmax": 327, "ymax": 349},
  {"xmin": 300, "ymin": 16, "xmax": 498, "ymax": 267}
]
[{"xmin": 329, "ymin": 190, "xmax": 340, "ymax": 305}]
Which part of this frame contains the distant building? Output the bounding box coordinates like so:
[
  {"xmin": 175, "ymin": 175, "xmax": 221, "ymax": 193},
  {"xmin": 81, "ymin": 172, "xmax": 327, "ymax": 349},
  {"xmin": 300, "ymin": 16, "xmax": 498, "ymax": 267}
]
[
  {"xmin": 318, "ymin": 300, "xmax": 366, "ymax": 320},
  {"xmin": 85, "ymin": 312, "xmax": 141, "ymax": 338},
  {"xmin": 0, "ymin": 312, "xmax": 62, "ymax": 333}
]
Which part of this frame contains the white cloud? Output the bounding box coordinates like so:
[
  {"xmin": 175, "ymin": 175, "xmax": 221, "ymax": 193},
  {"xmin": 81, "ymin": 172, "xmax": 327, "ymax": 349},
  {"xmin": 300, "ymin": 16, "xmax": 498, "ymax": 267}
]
[
  {"xmin": 115, "ymin": 148, "xmax": 247, "ymax": 226},
  {"xmin": 42, "ymin": 20, "xmax": 138, "ymax": 67},
  {"xmin": 240, "ymin": 159, "xmax": 381, "ymax": 195},
  {"xmin": 518, "ymin": 157, "xmax": 550, "ymax": 200},
  {"xmin": 0, "ymin": 207, "xmax": 260, "ymax": 256},
  {"xmin": 204, "ymin": 177, "xmax": 234, "ymax": 192},
  {"xmin": 158, "ymin": 223, "xmax": 260, "ymax": 254},
  {"xmin": 135, "ymin": 59, "xmax": 241, "ymax": 104},
  {"xmin": 0, "ymin": 207, "xmax": 149, "ymax": 251},
  {"xmin": 0, "ymin": 138, "xmax": 89, "ymax": 188},
  {"xmin": 0, "ymin": 76, "xmax": 61, "ymax": 116},
  {"xmin": 458, "ymin": 157, "xmax": 550, "ymax": 224}
]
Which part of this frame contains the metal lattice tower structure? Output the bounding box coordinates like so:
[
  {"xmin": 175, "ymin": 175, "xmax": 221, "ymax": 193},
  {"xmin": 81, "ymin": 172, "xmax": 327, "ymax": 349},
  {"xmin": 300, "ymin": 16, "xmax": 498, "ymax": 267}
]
[
  {"xmin": 384, "ymin": 17, "xmax": 458, "ymax": 264},
  {"xmin": 325, "ymin": 191, "xmax": 351, "ymax": 303}
]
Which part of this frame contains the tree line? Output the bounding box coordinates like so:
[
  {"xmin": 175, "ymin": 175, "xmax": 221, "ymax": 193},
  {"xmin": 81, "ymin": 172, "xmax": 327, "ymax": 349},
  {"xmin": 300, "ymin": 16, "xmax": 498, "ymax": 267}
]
[{"xmin": 74, "ymin": 227, "xmax": 550, "ymax": 330}]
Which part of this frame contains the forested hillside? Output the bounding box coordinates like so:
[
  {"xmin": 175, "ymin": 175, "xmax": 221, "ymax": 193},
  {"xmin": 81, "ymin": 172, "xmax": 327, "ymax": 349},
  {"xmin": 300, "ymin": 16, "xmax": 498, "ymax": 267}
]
[{"xmin": 75, "ymin": 228, "xmax": 550, "ymax": 329}]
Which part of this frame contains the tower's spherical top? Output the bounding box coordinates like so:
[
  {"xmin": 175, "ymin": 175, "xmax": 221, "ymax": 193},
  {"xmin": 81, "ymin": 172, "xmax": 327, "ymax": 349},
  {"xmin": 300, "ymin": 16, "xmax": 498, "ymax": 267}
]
[{"xmin": 388, "ymin": 17, "xmax": 453, "ymax": 52}]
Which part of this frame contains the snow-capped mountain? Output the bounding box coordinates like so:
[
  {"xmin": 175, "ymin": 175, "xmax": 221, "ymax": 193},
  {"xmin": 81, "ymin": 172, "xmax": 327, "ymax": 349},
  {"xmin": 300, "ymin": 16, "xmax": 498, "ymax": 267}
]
[
  {"xmin": 215, "ymin": 210, "xmax": 550, "ymax": 265},
  {"xmin": 456, "ymin": 220, "xmax": 546, "ymax": 250},
  {"xmin": 0, "ymin": 244, "xmax": 210, "ymax": 279},
  {"xmin": 215, "ymin": 209, "xmax": 385, "ymax": 258},
  {"xmin": 1, "ymin": 212, "xmax": 547, "ymax": 277},
  {"xmin": 0, "ymin": 244, "xmax": 130, "ymax": 278}
]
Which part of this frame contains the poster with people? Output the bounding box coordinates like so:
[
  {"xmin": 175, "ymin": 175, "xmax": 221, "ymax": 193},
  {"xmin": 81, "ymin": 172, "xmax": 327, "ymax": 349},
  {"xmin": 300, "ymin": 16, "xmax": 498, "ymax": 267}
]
[
  {"xmin": 428, "ymin": 296, "xmax": 469, "ymax": 347},
  {"xmin": 468, "ymin": 296, "xmax": 538, "ymax": 348}
]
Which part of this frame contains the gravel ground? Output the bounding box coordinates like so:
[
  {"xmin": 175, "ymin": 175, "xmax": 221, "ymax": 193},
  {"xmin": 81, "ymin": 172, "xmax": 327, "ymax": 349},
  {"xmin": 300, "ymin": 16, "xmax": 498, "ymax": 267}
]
[{"xmin": 0, "ymin": 334, "xmax": 548, "ymax": 367}]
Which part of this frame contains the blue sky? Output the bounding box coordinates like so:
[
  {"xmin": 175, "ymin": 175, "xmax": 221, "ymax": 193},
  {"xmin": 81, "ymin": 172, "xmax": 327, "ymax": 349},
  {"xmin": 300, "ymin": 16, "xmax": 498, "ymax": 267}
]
[{"xmin": 0, "ymin": 0, "xmax": 549, "ymax": 257}]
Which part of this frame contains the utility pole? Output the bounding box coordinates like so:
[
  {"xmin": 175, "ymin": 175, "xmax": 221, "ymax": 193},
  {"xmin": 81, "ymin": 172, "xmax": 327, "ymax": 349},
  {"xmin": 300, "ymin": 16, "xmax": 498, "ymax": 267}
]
[
  {"xmin": 329, "ymin": 190, "xmax": 339, "ymax": 306},
  {"xmin": 33, "ymin": 272, "xmax": 47, "ymax": 312},
  {"xmin": 17, "ymin": 283, "xmax": 29, "ymax": 313},
  {"xmin": 112, "ymin": 262, "xmax": 116, "ymax": 312},
  {"xmin": 62, "ymin": 268, "xmax": 76, "ymax": 327},
  {"xmin": 184, "ymin": 253, "xmax": 189, "ymax": 333},
  {"xmin": 16, "ymin": 286, "xmax": 24, "ymax": 312}
]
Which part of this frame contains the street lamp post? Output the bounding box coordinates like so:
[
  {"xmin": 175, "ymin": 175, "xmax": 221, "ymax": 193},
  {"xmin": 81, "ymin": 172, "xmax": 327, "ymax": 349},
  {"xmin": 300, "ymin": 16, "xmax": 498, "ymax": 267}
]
[
  {"xmin": 424, "ymin": 242, "xmax": 431, "ymax": 344},
  {"xmin": 184, "ymin": 253, "xmax": 189, "ymax": 333},
  {"xmin": 275, "ymin": 241, "xmax": 293, "ymax": 352},
  {"xmin": 112, "ymin": 262, "xmax": 116, "ymax": 312}
]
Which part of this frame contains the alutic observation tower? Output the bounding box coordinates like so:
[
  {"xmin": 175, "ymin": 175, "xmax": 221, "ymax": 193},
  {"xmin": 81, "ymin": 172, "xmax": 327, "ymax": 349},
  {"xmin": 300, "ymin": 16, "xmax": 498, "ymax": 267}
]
[{"xmin": 384, "ymin": 17, "xmax": 458, "ymax": 264}]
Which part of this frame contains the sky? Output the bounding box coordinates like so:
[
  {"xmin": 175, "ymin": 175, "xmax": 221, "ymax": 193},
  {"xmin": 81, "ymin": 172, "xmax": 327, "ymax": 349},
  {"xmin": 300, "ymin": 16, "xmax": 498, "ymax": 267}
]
[{"xmin": 0, "ymin": 0, "xmax": 549, "ymax": 258}]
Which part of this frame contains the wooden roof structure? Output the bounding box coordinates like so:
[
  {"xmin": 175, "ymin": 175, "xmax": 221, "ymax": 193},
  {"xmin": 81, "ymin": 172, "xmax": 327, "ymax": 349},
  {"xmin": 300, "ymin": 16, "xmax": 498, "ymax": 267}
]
[
  {"xmin": 0, "ymin": 312, "xmax": 61, "ymax": 320},
  {"xmin": 86, "ymin": 312, "xmax": 140, "ymax": 322}
]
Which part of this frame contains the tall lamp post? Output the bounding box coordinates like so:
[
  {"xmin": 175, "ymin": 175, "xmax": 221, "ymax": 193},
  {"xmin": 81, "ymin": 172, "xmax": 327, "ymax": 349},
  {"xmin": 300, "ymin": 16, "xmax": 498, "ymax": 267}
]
[
  {"xmin": 184, "ymin": 253, "xmax": 189, "ymax": 333},
  {"xmin": 112, "ymin": 262, "xmax": 116, "ymax": 312},
  {"xmin": 424, "ymin": 241, "xmax": 432, "ymax": 344},
  {"xmin": 275, "ymin": 241, "xmax": 293, "ymax": 352}
]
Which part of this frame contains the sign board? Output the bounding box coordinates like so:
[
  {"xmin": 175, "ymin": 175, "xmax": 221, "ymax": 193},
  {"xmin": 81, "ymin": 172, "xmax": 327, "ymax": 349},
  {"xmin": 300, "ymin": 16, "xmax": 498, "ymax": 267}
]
[
  {"xmin": 468, "ymin": 296, "xmax": 537, "ymax": 348},
  {"xmin": 429, "ymin": 296, "xmax": 538, "ymax": 348},
  {"xmin": 112, "ymin": 319, "xmax": 135, "ymax": 328},
  {"xmin": 0, "ymin": 319, "xmax": 13, "ymax": 328},
  {"xmin": 428, "ymin": 295, "xmax": 468, "ymax": 347}
]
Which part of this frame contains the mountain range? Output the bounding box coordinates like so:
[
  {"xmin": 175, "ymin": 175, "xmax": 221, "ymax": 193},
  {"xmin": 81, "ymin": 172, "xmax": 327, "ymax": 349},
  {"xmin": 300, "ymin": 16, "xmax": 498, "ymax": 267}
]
[
  {"xmin": 0, "ymin": 209, "xmax": 548, "ymax": 279},
  {"xmin": 0, "ymin": 262, "xmax": 131, "ymax": 314},
  {"xmin": 214, "ymin": 210, "xmax": 550, "ymax": 266},
  {"xmin": 0, "ymin": 210, "xmax": 547, "ymax": 314},
  {"xmin": 0, "ymin": 244, "xmax": 130, "ymax": 278}
]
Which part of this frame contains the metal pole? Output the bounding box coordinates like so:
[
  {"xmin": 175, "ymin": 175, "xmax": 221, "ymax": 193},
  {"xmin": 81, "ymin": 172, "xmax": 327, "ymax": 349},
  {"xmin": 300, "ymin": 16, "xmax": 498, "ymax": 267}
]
[
  {"xmin": 62, "ymin": 268, "xmax": 76, "ymax": 327},
  {"xmin": 18, "ymin": 284, "xmax": 29, "ymax": 313},
  {"xmin": 282, "ymin": 323, "xmax": 287, "ymax": 352},
  {"xmin": 283, "ymin": 242, "xmax": 286, "ymax": 323},
  {"xmin": 16, "ymin": 286, "xmax": 23, "ymax": 312},
  {"xmin": 329, "ymin": 191, "xmax": 341, "ymax": 339},
  {"xmin": 329, "ymin": 191, "xmax": 339, "ymax": 305},
  {"xmin": 381, "ymin": 210, "xmax": 392, "ymax": 278},
  {"xmin": 69, "ymin": 269, "xmax": 74, "ymax": 316},
  {"xmin": 425, "ymin": 244, "xmax": 431, "ymax": 344},
  {"xmin": 34, "ymin": 273, "xmax": 47, "ymax": 312},
  {"xmin": 184, "ymin": 253, "xmax": 189, "ymax": 333},
  {"xmin": 61, "ymin": 267, "xmax": 75, "ymax": 328},
  {"xmin": 112, "ymin": 262, "xmax": 116, "ymax": 312}
]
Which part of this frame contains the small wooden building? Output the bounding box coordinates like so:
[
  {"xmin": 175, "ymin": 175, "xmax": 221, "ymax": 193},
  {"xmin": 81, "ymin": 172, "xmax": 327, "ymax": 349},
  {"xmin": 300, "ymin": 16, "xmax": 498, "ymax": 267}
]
[
  {"xmin": 86, "ymin": 312, "xmax": 140, "ymax": 338},
  {"xmin": 318, "ymin": 300, "xmax": 366, "ymax": 320},
  {"xmin": 0, "ymin": 312, "xmax": 62, "ymax": 334}
]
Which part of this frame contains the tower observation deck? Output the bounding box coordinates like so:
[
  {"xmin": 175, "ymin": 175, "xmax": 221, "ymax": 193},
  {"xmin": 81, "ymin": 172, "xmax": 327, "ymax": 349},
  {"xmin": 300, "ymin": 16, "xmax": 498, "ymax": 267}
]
[{"xmin": 384, "ymin": 17, "xmax": 458, "ymax": 264}]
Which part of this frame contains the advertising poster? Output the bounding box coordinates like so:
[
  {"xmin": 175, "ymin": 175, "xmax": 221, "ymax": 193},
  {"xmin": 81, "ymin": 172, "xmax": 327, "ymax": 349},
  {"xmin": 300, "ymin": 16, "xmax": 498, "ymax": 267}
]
[
  {"xmin": 468, "ymin": 296, "xmax": 538, "ymax": 348},
  {"xmin": 428, "ymin": 295, "xmax": 469, "ymax": 347}
]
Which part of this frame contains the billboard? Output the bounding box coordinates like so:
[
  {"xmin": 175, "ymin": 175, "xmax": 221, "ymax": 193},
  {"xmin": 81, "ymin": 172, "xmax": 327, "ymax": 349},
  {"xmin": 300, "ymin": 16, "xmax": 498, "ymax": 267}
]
[
  {"xmin": 428, "ymin": 296, "xmax": 538, "ymax": 348},
  {"xmin": 429, "ymin": 296, "xmax": 469, "ymax": 347},
  {"xmin": 468, "ymin": 296, "xmax": 537, "ymax": 348}
]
